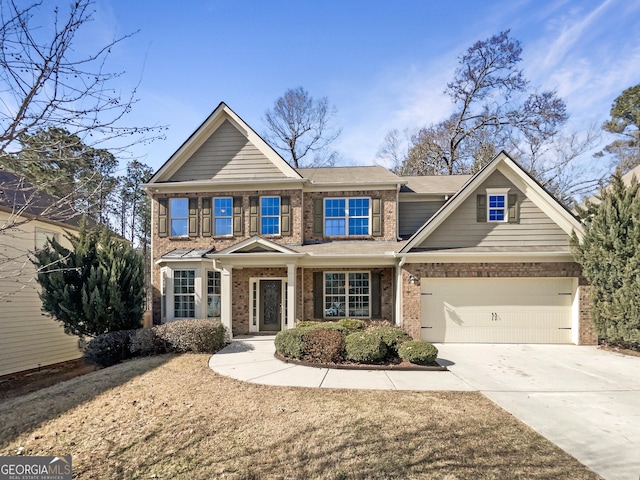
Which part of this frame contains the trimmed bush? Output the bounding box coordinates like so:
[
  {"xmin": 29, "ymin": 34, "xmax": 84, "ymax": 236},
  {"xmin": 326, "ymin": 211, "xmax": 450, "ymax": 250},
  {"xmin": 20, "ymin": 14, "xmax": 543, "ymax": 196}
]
[
  {"xmin": 303, "ymin": 328, "xmax": 345, "ymax": 363},
  {"xmin": 275, "ymin": 328, "xmax": 308, "ymax": 359},
  {"xmin": 370, "ymin": 326, "xmax": 413, "ymax": 355},
  {"xmin": 130, "ymin": 327, "xmax": 165, "ymax": 356},
  {"xmin": 398, "ymin": 341, "xmax": 439, "ymax": 365},
  {"xmin": 295, "ymin": 321, "xmax": 347, "ymax": 333},
  {"xmin": 344, "ymin": 332, "xmax": 387, "ymax": 363},
  {"xmin": 337, "ymin": 318, "xmax": 366, "ymax": 333},
  {"xmin": 155, "ymin": 319, "xmax": 227, "ymax": 353},
  {"xmin": 84, "ymin": 330, "xmax": 136, "ymax": 368}
]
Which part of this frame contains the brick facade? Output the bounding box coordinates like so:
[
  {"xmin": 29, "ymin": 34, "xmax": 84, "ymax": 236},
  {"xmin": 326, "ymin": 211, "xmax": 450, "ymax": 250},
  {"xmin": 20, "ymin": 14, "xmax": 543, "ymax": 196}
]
[
  {"xmin": 300, "ymin": 267, "xmax": 395, "ymax": 323},
  {"xmin": 401, "ymin": 262, "xmax": 597, "ymax": 345},
  {"xmin": 303, "ymin": 190, "xmax": 397, "ymax": 242}
]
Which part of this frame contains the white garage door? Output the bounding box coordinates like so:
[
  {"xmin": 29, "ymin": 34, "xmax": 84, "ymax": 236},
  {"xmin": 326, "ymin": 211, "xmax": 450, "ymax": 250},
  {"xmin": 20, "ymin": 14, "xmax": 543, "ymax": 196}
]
[{"xmin": 420, "ymin": 278, "xmax": 575, "ymax": 344}]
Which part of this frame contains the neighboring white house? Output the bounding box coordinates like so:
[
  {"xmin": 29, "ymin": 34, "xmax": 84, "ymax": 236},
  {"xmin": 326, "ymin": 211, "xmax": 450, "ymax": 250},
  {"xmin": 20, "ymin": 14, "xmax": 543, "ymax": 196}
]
[{"xmin": 0, "ymin": 171, "xmax": 84, "ymax": 377}]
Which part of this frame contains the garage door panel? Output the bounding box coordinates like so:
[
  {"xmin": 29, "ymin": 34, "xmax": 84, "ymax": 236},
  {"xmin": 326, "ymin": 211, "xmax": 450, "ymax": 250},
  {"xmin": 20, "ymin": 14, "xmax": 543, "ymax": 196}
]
[{"xmin": 420, "ymin": 278, "xmax": 574, "ymax": 344}]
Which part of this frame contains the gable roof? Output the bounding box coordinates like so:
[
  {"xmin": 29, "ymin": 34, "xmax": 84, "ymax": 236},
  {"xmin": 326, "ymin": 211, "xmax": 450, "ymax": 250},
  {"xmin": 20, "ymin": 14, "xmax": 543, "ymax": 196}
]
[
  {"xmin": 400, "ymin": 151, "xmax": 584, "ymax": 253},
  {"xmin": 214, "ymin": 236, "xmax": 301, "ymax": 255},
  {"xmin": 0, "ymin": 170, "xmax": 85, "ymax": 228},
  {"xmin": 148, "ymin": 102, "xmax": 302, "ymax": 184}
]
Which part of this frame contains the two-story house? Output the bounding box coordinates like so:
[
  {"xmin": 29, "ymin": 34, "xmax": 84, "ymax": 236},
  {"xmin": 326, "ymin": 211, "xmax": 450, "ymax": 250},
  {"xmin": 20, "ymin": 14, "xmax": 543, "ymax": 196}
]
[{"xmin": 145, "ymin": 103, "xmax": 597, "ymax": 345}]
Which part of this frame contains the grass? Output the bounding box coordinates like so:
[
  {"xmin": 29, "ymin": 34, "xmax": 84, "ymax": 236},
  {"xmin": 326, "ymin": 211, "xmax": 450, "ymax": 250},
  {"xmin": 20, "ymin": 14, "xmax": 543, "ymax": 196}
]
[{"xmin": 0, "ymin": 354, "xmax": 601, "ymax": 480}]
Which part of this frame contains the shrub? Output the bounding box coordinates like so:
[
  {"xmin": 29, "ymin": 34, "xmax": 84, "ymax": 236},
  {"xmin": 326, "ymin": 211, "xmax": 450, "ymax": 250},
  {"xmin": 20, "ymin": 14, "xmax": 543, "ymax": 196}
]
[
  {"xmin": 275, "ymin": 328, "xmax": 308, "ymax": 359},
  {"xmin": 344, "ymin": 332, "xmax": 387, "ymax": 363},
  {"xmin": 154, "ymin": 319, "xmax": 227, "ymax": 353},
  {"xmin": 337, "ymin": 318, "xmax": 366, "ymax": 333},
  {"xmin": 295, "ymin": 321, "xmax": 347, "ymax": 333},
  {"xmin": 398, "ymin": 341, "xmax": 439, "ymax": 365},
  {"xmin": 370, "ymin": 326, "xmax": 413, "ymax": 355},
  {"xmin": 303, "ymin": 328, "xmax": 345, "ymax": 363},
  {"xmin": 84, "ymin": 330, "xmax": 136, "ymax": 368},
  {"xmin": 130, "ymin": 328, "xmax": 166, "ymax": 356}
]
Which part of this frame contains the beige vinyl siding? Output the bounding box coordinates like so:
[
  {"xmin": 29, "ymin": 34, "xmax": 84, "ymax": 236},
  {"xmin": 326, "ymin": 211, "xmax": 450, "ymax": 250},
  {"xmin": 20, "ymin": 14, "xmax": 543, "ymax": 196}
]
[
  {"xmin": 419, "ymin": 171, "xmax": 569, "ymax": 249},
  {"xmin": 169, "ymin": 120, "xmax": 286, "ymax": 181},
  {"xmin": 398, "ymin": 200, "xmax": 445, "ymax": 238},
  {"xmin": 0, "ymin": 212, "xmax": 81, "ymax": 376}
]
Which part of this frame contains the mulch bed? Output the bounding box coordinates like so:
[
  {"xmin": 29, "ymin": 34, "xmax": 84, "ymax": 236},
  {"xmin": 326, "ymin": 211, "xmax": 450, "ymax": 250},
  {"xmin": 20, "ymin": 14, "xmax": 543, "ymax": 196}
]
[
  {"xmin": 0, "ymin": 359, "xmax": 97, "ymax": 400},
  {"xmin": 274, "ymin": 353, "xmax": 447, "ymax": 371}
]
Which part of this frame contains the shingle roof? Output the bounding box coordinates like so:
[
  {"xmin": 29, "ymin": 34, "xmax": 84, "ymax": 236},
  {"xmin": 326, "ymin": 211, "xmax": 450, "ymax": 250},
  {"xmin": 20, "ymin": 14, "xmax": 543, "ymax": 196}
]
[
  {"xmin": 0, "ymin": 170, "xmax": 86, "ymax": 228},
  {"xmin": 399, "ymin": 175, "xmax": 472, "ymax": 194},
  {"xmin": 293, "ymin": 240, "xmax": 407, "ymax": 256},
  {"xmin": 297, "ymin": 166, "xmax": 402, "ymax": 185}
]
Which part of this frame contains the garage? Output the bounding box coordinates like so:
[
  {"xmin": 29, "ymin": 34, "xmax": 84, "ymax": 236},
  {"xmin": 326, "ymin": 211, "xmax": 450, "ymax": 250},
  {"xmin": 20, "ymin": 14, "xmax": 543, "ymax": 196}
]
[{"xmin": 420, "ymin": 278, "xmax": 576, "ymax": 344}]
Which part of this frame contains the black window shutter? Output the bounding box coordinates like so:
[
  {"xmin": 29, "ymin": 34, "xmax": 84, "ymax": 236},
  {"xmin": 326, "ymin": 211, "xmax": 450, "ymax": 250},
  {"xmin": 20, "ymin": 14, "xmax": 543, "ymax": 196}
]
[
  {"xmin": 158, "ymin": 198, "xmax": 168, "ymax": 237},
  {"xmin": 188, "ymin": 197, "xmax": 198, "ymax": 237},
  {"xmin": 508, "ymin": 193, "xmax": 519, "ymax": 223},
  {"xmin": 313, "ymin": 198, "xmax": 323, "ymax": 237},
  {"xmin": 371, "ymin": 271, "xmax": 382, "ymax": 319},
  {"xmin": 249, "ymin": 196, "xmax": 259, "ymax": 236},
  {"xmin": 233, "ymin": 196, "xmax": 243, "ymax": 236},
  {"xmin": 280, "ymin": 196, "xmax": 291, "ymax": 236},
  {"xmin": 477, "ymin": 194, "xmax": 487, "ymax": 223},
  {"xmin": 202, "ymin": 198, "xmax": 212, "ymax": 237},
  {"xmin": 313, "ymin": 271, "xmax": 324, "ymax": 319},
  {"xmin": 371, "ymin": 197, "xmax": 382, "ymax": 237}
]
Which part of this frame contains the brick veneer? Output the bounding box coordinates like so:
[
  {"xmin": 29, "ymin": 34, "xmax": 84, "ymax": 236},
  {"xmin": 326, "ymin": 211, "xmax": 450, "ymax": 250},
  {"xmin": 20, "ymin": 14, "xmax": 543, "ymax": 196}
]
[
  {"xmin": 401, "ymin": 262, "xmax": 597, "ymax": 345},
  {"xmin": 303, "ymin": 190, "xmax": 397, "ymax": 242},
  {"xmin": 150, "ymin": 189, "xmax": 302, "ymax": 324},
  {"xmin": 300, "ymin": 267, "xmax": 395, "ymax": 322}
]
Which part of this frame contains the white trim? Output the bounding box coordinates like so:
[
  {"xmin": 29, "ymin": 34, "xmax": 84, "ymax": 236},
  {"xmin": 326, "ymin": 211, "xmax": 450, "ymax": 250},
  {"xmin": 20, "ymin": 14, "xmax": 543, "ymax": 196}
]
[
  {"xmin": 323, "ymin": 196, "xmax": 371, "ymax": 237},
  {"xmin": 249, "ymin": 277, "xmax": 288, "ymax": 333},
  {"xmin": 400, "ymin": 151, "xmax": 585, "ymax": 253},
  {"xmin": 323, "ymin": 271, "xmax": 371, "ymax": 319},
  {"xmin": 212, "ymin": 196, "xmax": 233, "ymax": 237},
  {"xmin": 486, "ymin": 190, "xmax": 508, "ymax": 223},
  {"xmin": 260, "ymin": 195, "xmax": 281, "ymax": 236}
]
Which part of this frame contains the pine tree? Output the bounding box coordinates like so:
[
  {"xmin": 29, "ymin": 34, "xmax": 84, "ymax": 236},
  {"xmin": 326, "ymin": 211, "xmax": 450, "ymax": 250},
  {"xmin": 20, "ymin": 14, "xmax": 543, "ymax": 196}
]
[
  {"xmin": 31, "ymin": 221, "xmax": 144, "ymax": 337},
  {"xmin": 571, "ymin": 174, "xmax": 640, "ymax": 344}
]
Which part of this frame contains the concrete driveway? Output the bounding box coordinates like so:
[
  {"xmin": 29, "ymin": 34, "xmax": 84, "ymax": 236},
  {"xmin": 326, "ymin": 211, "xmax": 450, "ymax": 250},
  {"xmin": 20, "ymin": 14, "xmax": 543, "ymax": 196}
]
[{"xmin": 435, "ymin": 344, "xmax": 640, "ymax": 480}]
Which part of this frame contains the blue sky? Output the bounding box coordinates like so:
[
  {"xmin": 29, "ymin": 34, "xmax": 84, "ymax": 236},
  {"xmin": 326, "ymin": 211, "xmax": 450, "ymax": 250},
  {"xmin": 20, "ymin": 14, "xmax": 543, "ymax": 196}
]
[{"xmin": 82, "ymin": 0, "xmax": 640, "ymax": 173}]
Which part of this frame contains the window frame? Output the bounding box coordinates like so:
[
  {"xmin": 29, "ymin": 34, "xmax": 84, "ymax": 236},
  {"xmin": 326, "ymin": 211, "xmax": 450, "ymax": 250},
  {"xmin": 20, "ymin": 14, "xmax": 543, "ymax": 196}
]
[
  {"xmin": 206, "ymin": 270, "xmax": 221, "ymax": 318},
  {"xmin": 323, "ymin": 271, "xmax": 371, "ymax": 319},
  {"xmin": 169, "ymin": 198, "xmax": 189, "ymax": 237},
  {"xmin": 260, "ymin": 196, "xmax": 281, "ymax": 236},
  {"xmin": 486, "ymin": 188, "xmax": 510, "ymax": 223},
  {"xmin": 324, "ymin": 197, "xmax": 371, "ymax": 236},
  {"xmin": 173, "ymin": 269, "xmax": 196, "ymax": 318},
  {"xmin": 213, "ymin": 196, "xmax": 233, "ymax": 236}
]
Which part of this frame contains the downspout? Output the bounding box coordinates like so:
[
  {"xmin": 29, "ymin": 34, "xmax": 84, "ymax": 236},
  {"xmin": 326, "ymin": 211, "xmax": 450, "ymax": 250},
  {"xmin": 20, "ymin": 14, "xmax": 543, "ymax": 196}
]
[{"xmin": 394, "ymin": 253, "xmax": 406, "ymax": 327}]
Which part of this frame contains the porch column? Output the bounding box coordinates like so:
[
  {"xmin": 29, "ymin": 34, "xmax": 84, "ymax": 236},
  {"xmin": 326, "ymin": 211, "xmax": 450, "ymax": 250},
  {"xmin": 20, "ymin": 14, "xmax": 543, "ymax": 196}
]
[
  {"xmin": 286, "ymin": 263, "xmax": 296, "ymax": 329},
  {"xmin": 220, "ymin": 264, "xmax": 234, "ymax": 339}
]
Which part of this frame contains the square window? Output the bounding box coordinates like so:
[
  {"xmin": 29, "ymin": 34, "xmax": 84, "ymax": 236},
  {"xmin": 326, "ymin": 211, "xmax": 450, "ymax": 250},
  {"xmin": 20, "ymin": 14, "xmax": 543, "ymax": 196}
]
[
  {"xmin": 324, "ymin": 197, "xmax": 370, "ymax": 236},
  {"xmin": 324, "ymin": 271, "xmax": 370, "ymax": 318}
]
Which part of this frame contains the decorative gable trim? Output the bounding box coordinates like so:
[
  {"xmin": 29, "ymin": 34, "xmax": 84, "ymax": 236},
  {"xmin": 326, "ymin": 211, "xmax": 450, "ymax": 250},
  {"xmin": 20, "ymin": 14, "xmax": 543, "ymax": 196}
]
[
  {"xmin": 400, "ymin": 151, "xmax": 584, "ymax": 253},
  {"xmin": 213, "ymin": 236, "xmax": 300, "ymax": 255},
  {"xmin": 147, "ymin": 102, "xmax": 302, "ymax": 184}
]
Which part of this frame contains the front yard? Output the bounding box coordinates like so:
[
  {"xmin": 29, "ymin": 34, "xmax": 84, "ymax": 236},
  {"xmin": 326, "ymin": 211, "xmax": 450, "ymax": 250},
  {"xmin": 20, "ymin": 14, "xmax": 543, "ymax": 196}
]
[{"xmin": 0, "ymin": 354, "xmax": 600, "ymax": 479}]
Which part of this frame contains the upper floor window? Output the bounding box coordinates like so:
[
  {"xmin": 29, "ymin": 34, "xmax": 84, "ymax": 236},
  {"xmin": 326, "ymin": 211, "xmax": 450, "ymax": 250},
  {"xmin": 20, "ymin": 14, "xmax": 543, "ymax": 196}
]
[
  {"xmin": 325, "ymin": 197, "xmax": 370, "ymax": 236},
  {"xmin": 261, "ymin": 196, "xmax": 280, "ymax": 235},
  {"xmin": 170, "ymin": 198, "xmax": 189, "ymax": 236},
  {"xmin": 35, "ymin": 228, "xmax": 59, "ymax": 250},
  {"xmin": 214, "ymin": 197, "xmax": 233, "ymax": 236},
  {"xmin": 488, "ymin": 194, "xmax": 506, "ymax": 222}
]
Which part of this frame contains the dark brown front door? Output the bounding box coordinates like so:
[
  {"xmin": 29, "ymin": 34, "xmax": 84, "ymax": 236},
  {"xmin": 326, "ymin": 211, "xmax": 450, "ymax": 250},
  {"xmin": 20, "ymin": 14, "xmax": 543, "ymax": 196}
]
[{"xmin": 259, "ymin": 280, "xmax": 282, "ymax": 331}]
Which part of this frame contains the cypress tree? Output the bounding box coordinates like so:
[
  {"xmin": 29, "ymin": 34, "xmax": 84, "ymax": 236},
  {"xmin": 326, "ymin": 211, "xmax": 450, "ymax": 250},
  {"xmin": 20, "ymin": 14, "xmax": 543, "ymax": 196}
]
[
  {"xmin": 571, "ymin": 173, "xmax": 640, "ymax": 344},
  {"xmin": 32, "ymin": 221, "xmax": 144, "ymax": 337}
]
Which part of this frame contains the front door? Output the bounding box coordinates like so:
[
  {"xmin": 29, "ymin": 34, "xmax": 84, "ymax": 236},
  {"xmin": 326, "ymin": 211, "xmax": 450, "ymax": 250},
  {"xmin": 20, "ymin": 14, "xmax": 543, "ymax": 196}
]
[{"xmin": 259, "ymin": 280, "xmax": 282, "ymax": 332}]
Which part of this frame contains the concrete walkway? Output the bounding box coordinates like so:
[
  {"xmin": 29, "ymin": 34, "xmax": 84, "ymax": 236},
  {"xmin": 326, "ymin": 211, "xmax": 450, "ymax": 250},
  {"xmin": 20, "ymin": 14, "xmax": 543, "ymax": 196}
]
[
  {"xmin": 209, "ymin": 335, "xmax": 473, "ymax": 391},
  {"xmin": 210, "ymin": 336, "xmax": 640, "ymax": 480}
]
